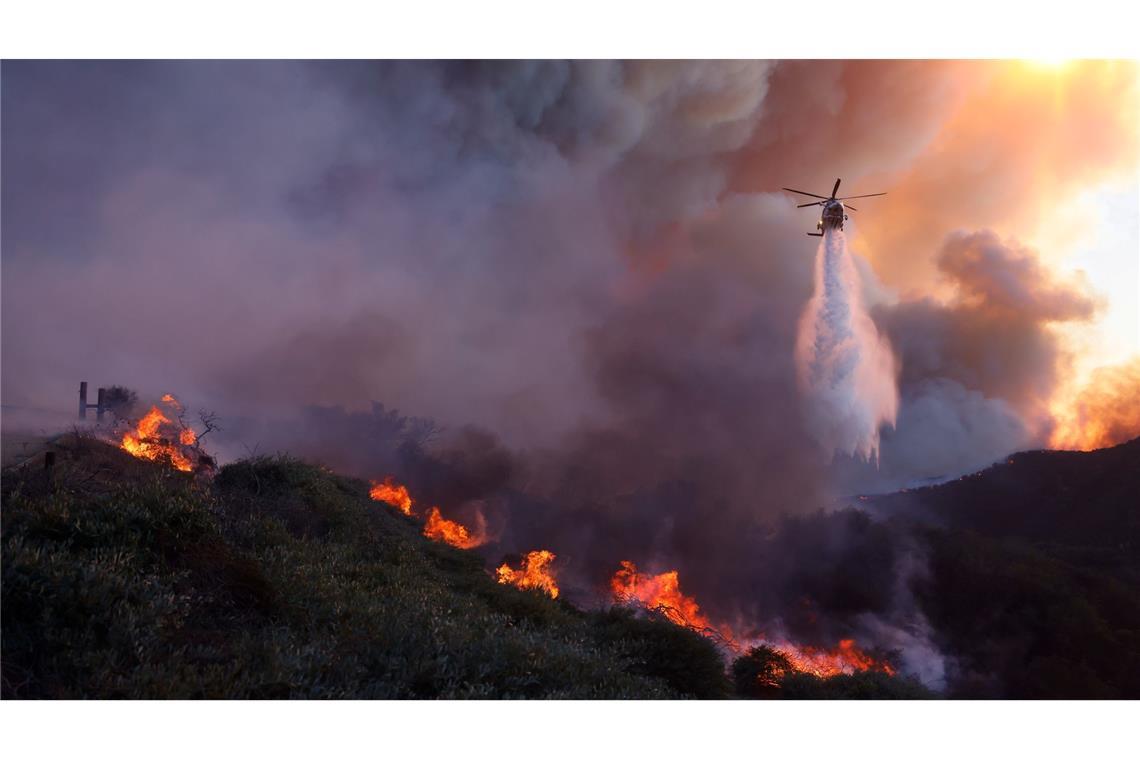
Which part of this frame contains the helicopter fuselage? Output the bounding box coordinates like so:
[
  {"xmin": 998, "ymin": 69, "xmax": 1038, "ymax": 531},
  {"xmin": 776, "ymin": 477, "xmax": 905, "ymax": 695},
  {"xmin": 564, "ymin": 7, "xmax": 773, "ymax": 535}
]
[{"xmin": 817, "ymin": 199, "xmax": 847, "ymax": 232}]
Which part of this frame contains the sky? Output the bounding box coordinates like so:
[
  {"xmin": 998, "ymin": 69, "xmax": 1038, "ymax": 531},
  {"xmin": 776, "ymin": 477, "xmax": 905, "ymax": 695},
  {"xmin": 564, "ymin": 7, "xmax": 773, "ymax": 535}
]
[{"xmin": 2, "ymin": 60, "xmax": 1138, "ymax": 478}]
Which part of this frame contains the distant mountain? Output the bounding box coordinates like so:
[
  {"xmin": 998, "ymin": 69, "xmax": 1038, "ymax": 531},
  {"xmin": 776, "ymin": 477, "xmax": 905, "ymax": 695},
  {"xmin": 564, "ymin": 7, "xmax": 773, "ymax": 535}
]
[
  {"xmin": 862, "ymin": 437, "xmax": 1140, "ymax": 698},
  {"xmin": 863, "ymin": 437, "xmax": 1140, "ymax": 555}
]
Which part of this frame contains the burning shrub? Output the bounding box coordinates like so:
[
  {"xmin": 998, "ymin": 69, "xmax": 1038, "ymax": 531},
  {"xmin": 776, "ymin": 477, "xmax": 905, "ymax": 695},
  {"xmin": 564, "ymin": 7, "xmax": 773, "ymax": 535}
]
[
  {"xmin": 496, "ymin": 550, "xmax": 559, "ymax": 599},
  {"xmin": 116, "ymin": 393, "xmax": 217, "ymax": 474},
  {"xmin": 422, "ymin": 506, "xmax": 487, "ymax": 549},
  {"xmin": 732, "ymin": 645, "xmax": 927, "ymax": 699},
  {"xmin": 609, "ymin": 560, "xmax": 734, "ymax": 642},
  {"xmin": 772, "ymin": 638, "xmax": 896, "ymax": 678},
  {"xmin": 369, "ymin": 476, "xmax": 415, "ymax": 515},
  {"xmin": 732, "ymin": 646, "xmax": 794, "ymax": 698},
  {"xmin": 120, "ymin": 403, "xmax": 195, "ymax": 471}
]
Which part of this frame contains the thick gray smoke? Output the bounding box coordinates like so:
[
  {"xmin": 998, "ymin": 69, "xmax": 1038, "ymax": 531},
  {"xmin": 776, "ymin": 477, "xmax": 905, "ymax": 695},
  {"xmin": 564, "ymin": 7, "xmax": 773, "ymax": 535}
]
[{"xmin": 795, "ymin": 229, "xmax": 898, "ymax": 462}]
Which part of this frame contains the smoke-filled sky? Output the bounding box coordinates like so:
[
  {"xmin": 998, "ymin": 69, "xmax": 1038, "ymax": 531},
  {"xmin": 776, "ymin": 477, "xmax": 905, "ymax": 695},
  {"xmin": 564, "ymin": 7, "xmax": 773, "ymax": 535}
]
[{"xmin": 3, "ymin": 60, "xmax": 1139, "ymax": 492}]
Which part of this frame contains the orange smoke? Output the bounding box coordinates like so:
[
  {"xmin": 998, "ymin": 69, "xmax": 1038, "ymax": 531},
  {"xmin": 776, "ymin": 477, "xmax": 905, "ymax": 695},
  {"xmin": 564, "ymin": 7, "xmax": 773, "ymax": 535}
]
[
  {"xmin": 1050, "ymin": 357, "xmax": 1140, "ymax": 450},
  {"xmin": 496, "ymin": 550, "xmax": 560, "ymax": 598},
  {"xmin": 369, "ymin": 476, "xmax": 415, "ymax": 515},
  {"xmin": 772, "ymin": 638, "xmax": 896, "ymax": 678},
  {"xmin": 423, "ymin": 506, "xmax": 487, "ymax": 549},
  {"xmin": 119, "ymin": 395, "xmax": 195, "ymax": 472},
  {"xmin": 610, "ymin": 560, "xmax": 720, "ymax": 633}
]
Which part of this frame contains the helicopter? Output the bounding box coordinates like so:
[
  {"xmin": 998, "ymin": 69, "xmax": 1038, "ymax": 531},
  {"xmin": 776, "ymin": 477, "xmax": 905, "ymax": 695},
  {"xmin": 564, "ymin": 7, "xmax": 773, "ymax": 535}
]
[{"xmin": 783, "ymin": 178, "xmax": 886, "ymax": 236}]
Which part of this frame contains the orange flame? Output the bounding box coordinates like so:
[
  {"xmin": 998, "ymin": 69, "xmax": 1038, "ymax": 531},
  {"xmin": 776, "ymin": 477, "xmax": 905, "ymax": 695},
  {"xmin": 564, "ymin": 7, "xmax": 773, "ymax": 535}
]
[
  {"xmin": 119, "ymin": 395, "xmax": 195, "ymax": 472},
  {"xmin": 609, "ymin": 561, "xmax": 896, "ymax": 678},
  {"xmin": 770, "ymin": 638, "xmax": 896, "ymax": 678},
  {"xmin": 369, "ymin": 476, "xmax": 415, "ymax": 515},
  {"xmin": 1049, "ymin": 358, "xmax": 1140, "ymax": 451},
  {"xmin": 496, "ymin": 550, "xmax": 560, "ymax": 598},
  {"xmin": 610, "ymin": 560, "xmax": 719, "ymax": 633},
  {"xmin": 423, "ymin": 506, "xmax": 487, "ymax": 549}
]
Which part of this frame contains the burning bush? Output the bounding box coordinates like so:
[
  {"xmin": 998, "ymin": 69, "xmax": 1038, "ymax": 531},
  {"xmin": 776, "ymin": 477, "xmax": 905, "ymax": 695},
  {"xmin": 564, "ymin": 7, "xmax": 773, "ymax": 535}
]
[
  {"xmin": 422, "ymin": 506, "xmax": 487, "ymax": 549},
  {"xmin": 771, "ymin": 638, "xmax": 896, "ymax": 678},
  {"xmin": 732, "ymin": 645, "xmax": 794, "ymax": 698},
  {"xmin": 116, "ymin": 393, "xmax": 216, "ymax": 474},
  {"xmin": 609, "ymin": 560, "xmax": 730, "ymax": 640},
  {"xmin": 369, "ymin": 476, "xmax": 414, "ymax": 515},
  {"xmin": 496, "ymin": 550, "xmax": 559, "ymax": 598},
  {"xmin": 120, "ymin": 398, "xmax": 196, "ymax": 472}
]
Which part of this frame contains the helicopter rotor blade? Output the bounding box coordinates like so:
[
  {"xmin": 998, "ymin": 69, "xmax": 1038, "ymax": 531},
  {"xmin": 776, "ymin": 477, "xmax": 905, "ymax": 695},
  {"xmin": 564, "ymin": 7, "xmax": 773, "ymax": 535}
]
[
  {"xmin": 843, "ymin": 204, "xmax": 857, "ymax": 211},
  {"xmin": 798, "ymin": 201, "xmax": 824, "ymax": 208},
  {"xmin": 837, "ymin": 192, "xmax": 887, "ymax": 200},
  {"xmin": 783, "ymin": 187, "xmax": 829, "ymax": 200},
  {"xmin": 831, "ymin": 178, "xmax": 841, "ymax": 198}
]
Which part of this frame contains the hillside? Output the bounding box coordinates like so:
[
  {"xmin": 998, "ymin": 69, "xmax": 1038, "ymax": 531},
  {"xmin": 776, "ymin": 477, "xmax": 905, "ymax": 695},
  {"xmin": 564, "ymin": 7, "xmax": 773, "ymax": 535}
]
[
  {"xmin": 0, "ymin": 435, "xmax": 701, "ymax": 698},
  {"xmin": 4, "ymin": 433, "xmax": 932, "ymax": 699},
  {"xmin": 865, "ymin": 437, "xmax": 1140, "ymax": 581},
  {"xmin": 866, "ymin": 437, "xmax": 1140, "ymax": 698},
  {"xmin": 5, "ymin": 432, "xmax": 1137, "ymax": 699}
]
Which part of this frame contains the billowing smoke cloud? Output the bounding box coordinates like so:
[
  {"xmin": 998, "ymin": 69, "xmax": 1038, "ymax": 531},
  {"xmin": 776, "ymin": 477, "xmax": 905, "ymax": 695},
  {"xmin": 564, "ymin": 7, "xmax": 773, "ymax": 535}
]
[
  {"xmin": 795, "ymin": 230, "xmax": 898, "ymax": 461},
  {"xmin": 3, "ymin": 61, "xmax": 1137, "ymax": 689},
  {"xmin": 834, "ymin": 229, "xmax": 1103, "ymax": 491}
]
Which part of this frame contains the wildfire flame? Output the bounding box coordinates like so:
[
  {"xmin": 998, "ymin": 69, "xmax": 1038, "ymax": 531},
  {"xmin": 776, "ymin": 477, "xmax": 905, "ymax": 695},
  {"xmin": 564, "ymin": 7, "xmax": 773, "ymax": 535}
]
[
  {"xmin": 610, "ymin": 561, "xmax": 896, "ymax": 679},
  {"xmin": 770, "ymin": 638, "xmax": 896, "ymax": 678},
  {"xmin": 610, "ymin": 560, "xmax": 721, "ymax": 634},
  {"xmin": 496, "ymin": 550, "xmax": 560, "ymax": 598},
  {"xmin": 119, "ymin": 395, "xmax": 196, "ymax": 472},
  {"xmin": 369, "ymin": 476, "xmax": 415, "ymax": 515},
  {"xmin": 423, "ymin": 506, "xmax": 487, "ymax": 549}
]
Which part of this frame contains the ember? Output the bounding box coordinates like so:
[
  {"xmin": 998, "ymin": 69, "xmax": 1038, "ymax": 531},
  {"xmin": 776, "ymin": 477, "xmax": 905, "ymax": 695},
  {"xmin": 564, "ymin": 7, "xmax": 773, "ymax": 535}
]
[
  {"xmin": 369, "ymin": 476, "xmax": 415, "ymax": 515},
  {"xmin": 497, "ymin": 550, "xmax": 559, "ymax": 598}
]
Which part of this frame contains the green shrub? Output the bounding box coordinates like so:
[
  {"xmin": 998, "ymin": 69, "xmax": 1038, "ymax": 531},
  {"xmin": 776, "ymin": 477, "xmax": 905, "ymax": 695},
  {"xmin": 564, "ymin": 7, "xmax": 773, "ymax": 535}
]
[
  {"xmin": 778, "ymin": 671, "xmax": 935, "ymax": 699},
  {"xmin": 590, "ymin": 607, "xmax": 731, "ymax": 699}
]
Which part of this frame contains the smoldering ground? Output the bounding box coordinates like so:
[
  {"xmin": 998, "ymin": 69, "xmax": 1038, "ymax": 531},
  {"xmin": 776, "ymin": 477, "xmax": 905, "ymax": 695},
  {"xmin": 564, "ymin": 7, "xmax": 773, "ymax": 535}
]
[{"xmin": 4, "ymin": 61, "xmax": 1137, "ymax": 688}]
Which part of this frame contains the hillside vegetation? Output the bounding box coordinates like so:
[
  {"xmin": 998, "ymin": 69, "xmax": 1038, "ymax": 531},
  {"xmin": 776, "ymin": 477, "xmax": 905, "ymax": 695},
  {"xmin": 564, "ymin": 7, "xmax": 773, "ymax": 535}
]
[
  {"xmin": 3, "ymin": 436, "xmax": 719, "ymax": 698},
  {"xmin": 10, "ymin": 432, "xmax": 1132, "ymax": 698},
  {"xmin": 4, "ymin": 434, "xmax": 921, "ymax": 699},
  {"xmin": 868, "ymin": 437, "xmax": 1140, "ymax": 698}
]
